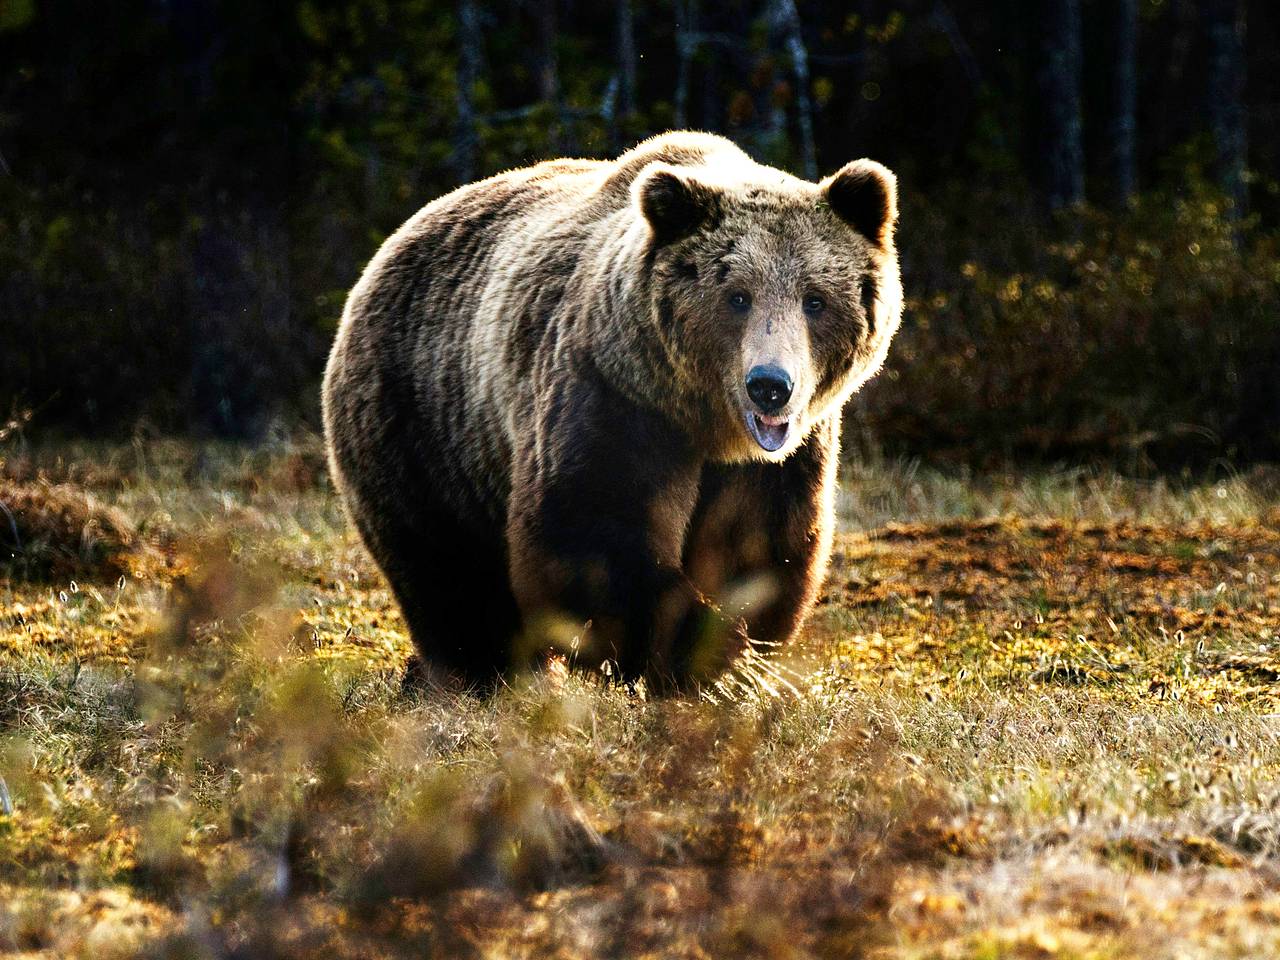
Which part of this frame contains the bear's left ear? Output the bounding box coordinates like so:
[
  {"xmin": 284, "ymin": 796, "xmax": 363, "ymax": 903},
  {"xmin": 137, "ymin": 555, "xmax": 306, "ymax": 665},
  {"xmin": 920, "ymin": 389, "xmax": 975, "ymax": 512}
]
[
  {"xmin": 633, "ymin": 163, "xmax": 722, "ymax": 246},
  {"xmin": 821, "ymin": 159, "xmax": 898, "ymax": 248}
]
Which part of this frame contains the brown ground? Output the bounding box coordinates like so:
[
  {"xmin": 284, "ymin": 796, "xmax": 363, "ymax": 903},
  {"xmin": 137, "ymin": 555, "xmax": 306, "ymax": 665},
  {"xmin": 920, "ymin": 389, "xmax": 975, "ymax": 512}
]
[{"xmin": 3, "ymin": 443, "xmax": 1280, "ymax": 958}]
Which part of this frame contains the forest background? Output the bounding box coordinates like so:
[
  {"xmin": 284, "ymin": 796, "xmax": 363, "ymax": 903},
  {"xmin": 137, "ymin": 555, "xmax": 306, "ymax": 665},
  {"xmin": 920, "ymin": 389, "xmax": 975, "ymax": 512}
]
[{"xmin": 0, "ymin": 0, "xmax": 1276, "ymax": 468}]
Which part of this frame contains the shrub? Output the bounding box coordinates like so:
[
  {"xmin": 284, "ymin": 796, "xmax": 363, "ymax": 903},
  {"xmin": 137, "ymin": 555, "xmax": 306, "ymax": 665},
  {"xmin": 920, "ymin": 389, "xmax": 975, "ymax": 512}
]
[
  {"xmin": 857, "ymin": 179, "xmax": 1280, "ymax": 467},
  {"xmin": 0, "ymin": 479, "xmax": 141, "ymax": 582}
]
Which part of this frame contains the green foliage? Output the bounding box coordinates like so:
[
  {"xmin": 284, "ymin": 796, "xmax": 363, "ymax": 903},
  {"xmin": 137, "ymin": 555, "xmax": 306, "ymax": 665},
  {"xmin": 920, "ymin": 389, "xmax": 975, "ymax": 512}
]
[{"xmin": 0, "ymin": 0, "xmax": 33, "ymax": 32}]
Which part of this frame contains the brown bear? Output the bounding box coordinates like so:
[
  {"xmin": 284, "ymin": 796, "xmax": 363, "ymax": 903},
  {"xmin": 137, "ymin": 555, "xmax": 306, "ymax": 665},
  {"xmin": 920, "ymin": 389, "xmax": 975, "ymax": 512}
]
[{"xmin": 322, "ymin": 131, "xmax": 902, "ymax": 690}]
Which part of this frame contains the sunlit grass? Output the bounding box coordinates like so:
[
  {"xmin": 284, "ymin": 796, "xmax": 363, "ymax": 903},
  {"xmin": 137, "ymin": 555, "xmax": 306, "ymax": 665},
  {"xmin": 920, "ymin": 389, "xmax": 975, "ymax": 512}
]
[{"xmin": 2, "ymin": 441, "xmax": 1280, "ymax": 957}]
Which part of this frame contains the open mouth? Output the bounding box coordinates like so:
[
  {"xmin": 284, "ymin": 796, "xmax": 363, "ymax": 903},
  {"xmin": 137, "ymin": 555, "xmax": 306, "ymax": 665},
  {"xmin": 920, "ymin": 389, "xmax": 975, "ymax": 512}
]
[{"xmin": 745, "ymin": 410, "xmax": 792, "ymax": 452}]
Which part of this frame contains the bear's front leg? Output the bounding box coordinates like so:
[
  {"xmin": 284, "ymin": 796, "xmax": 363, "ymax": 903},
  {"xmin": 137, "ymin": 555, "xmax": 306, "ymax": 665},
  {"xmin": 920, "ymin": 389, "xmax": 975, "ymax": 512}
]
[
  {"xmin": 682, "ymin": 415, "xmax": 840, "ymax": 648},
  {"xmin": 506, "ymin": 372, "xmax": 747, "ymax": 689}
]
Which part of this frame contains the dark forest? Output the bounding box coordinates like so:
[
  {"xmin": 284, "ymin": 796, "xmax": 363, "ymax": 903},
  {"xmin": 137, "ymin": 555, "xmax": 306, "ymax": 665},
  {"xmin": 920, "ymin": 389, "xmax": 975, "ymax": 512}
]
[{"xmin": 2, "ymin": 0, "xmax": 1276, "ymax": 465}]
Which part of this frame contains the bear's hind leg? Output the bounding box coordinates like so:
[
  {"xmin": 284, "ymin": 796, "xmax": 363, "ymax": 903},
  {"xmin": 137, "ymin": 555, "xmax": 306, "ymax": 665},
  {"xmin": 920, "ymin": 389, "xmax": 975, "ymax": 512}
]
[{"xmin": 360, "ymin": 510, "xmax": 521, "ymax": 690}]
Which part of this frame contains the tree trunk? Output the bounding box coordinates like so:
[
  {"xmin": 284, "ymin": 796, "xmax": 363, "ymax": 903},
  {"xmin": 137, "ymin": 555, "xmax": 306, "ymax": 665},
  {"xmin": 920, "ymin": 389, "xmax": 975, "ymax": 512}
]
[
  {"xmin": 617, "ymin": 0, "xmax": 636, "ymax": 120},
  {"xmin": 1102, "ymin": 0, "xmax": 1137, "ymax": 206},
  {"xmin": 698, "ymin": 3, "xmax": 719, "ymax": 132},
  {"xmin": 535, "ymin": 0, "xmax": 559, "ymax": 104},
  {"xmin": 930, "ymin": 2, "xmax": 981, "ymax": 88},
  {"xmin": 1203, "ymin": 0, "xmax": 1247, "ymax": 217},
  {"xmin": 769, "ymin": 0, "xmax": 817, "ymax": 179},
  {"xmin": 535, "ymin": 0, "xmax": 565, "ymax": 152},
  {"xmin": 674, "ymin": 0, "xmax": 697, "ymax": 129},
  {"xmin": 454, "ymin": 0, "xmax": 483, "ymax": 183},
  {"xmin": 609, "ymin": 0, "xmax": 637, "ymax": 151},
  {"xmin": 1037, "ymin": 0, "xmax": 1085, "ymax": 209}
]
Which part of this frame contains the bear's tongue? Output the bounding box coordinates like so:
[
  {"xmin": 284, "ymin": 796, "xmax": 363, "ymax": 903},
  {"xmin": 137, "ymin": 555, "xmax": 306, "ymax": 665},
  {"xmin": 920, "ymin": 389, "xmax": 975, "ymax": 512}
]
[{"xmin": 748, "ymin": 411, "xmax": 791, "ymax": 452}]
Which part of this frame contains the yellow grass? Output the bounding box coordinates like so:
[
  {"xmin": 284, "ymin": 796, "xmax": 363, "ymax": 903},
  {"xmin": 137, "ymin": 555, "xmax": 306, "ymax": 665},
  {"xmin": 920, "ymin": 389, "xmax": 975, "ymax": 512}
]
[{"xmin": 3, "ymin": 441, "xmax": 1280, "ymax": 958}]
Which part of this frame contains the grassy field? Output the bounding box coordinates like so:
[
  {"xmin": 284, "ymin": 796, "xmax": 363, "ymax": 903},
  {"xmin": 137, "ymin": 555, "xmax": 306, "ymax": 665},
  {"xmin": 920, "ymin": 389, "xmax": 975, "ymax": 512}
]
[{"xmin": 3, "ymin": 441, "xmax": 1280, "ymax": 958}]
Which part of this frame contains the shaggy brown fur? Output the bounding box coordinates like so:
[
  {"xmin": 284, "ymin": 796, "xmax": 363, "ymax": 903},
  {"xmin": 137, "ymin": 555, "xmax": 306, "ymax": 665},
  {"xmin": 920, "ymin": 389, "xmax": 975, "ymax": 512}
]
[{"xmin": 322, "ymin": 131, "xmax": 902, "ymax": 689}]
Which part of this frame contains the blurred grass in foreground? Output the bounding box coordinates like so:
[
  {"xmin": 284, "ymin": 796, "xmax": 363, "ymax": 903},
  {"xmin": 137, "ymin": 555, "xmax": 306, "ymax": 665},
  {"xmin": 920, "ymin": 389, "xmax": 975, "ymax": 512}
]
[{"xmin": 2, "ymin": 441, "xmax": 1280, "ymax": 958}]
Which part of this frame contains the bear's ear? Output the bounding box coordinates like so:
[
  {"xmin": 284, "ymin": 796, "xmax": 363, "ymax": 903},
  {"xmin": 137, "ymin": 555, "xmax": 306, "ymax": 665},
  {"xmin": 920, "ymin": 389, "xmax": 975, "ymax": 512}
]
[
  {"xmin": 821, "ymin": 159, "xmax": 898, "ymax": 248},
  {"xmin": 633, "ymin": 163, "xmax": 721, "ymax": 245}
]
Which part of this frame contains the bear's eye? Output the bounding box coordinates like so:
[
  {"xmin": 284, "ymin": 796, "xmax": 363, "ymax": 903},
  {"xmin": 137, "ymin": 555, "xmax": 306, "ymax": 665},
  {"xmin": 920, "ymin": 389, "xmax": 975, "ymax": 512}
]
[
  {"xmin": 803, "ymin": 294, "xmax": 826, "ymax": 316},
  {"xmin": 727, "ymin": 291, "xmax": 752, "ymax": 312}
]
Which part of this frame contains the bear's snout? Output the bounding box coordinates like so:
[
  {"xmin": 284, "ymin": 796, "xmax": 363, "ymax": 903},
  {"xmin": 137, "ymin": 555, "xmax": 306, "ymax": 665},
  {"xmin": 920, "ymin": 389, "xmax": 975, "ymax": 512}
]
[
  {"xmin": 745, "ymin": 365, "xmax": 793, "ymax": 414},
  {"xmin": 743, "ymin": 364, "xmax": 796, "ymax": 453}
]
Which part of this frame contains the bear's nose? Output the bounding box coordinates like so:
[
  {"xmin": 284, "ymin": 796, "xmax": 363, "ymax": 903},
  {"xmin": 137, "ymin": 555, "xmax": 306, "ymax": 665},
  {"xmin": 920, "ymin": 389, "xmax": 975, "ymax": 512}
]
[{"xmin": 745, "ymin": 365, "xmax": 793, "ymax": 414}]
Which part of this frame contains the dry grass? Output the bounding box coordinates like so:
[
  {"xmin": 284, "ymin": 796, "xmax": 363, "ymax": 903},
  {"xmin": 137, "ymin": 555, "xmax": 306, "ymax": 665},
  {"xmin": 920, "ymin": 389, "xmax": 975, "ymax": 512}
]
[
  {"xmin": 0, "ymin": 478, "xmax": 154, "ymax": 583},
  {"xmin": 3, "ymin": 440, "xmax": 1280, "ymax": 958}
]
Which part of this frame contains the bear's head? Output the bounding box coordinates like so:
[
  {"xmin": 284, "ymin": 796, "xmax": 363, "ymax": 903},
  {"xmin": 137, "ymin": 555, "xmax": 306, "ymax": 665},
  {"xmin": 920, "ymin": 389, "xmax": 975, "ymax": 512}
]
[{"xmin": 632, "ymin": 155, "xmax": 902, "ymax": 461}]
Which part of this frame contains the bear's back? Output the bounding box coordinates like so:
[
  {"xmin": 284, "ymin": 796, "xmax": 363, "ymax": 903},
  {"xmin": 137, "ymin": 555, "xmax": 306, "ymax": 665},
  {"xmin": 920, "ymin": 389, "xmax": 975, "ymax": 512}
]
[
  {"xmin": 331, "ymin": 132, "xmax": 756, "ymax": 528},
  {"xmin": 352, "ymin": 132, "xmax": 750, "ymax": 344},
  {"xmin": 460, "ymin": 130, "xmax": 750, "ymax": 228}
]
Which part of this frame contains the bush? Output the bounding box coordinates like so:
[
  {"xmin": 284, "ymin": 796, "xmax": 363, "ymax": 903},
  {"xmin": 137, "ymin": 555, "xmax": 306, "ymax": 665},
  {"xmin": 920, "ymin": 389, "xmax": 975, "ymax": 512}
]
[
  {"xmin": 856, "ymin": 179, "xmax": 1280, "ymax": 467},
  {"xmin": 0, "ymin": 479, "xmax": 143, "ymax": 582}
]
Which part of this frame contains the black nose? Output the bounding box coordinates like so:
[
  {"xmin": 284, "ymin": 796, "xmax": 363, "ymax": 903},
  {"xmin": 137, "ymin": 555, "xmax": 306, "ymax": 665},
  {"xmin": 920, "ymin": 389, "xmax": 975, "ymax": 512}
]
[{"xmin": 745, "ymin": 365, "xmax": 793, "ymax": 414}]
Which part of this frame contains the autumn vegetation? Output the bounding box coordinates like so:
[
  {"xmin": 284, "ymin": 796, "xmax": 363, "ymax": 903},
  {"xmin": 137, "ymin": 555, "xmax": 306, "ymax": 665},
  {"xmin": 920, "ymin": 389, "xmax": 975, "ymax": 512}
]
[
  {"xmin": 3, "ymin": 2, "xmax": 1279, "ymax": 461},
  {"xmin": 3, "ymin": 442, "xmax": 1280, "ymax": 958},
  {"xmin": 3, "ymin": 2, "xmax": 1280, "ymax": 956}
]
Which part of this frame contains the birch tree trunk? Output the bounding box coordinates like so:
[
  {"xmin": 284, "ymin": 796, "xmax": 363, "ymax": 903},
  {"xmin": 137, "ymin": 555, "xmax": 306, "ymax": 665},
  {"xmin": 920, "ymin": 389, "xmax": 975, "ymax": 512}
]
[
  {"xmin": 1037, "ymin": 0, "xmax": 1085, "ymax": 209},
  {"xmin": 769, "ymin": 0, "xmax": 816, "ymax": 179}
]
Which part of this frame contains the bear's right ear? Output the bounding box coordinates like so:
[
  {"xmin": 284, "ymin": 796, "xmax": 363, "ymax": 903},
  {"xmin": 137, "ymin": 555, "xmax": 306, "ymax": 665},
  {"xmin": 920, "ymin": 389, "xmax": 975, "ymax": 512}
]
[
  {"xmin": 633, "ymin": 163, "xmax": 721, "ymax": 246},
  {"xmin": 821, "ymin": 159, "xmax": 898, "ymax": 249}
]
